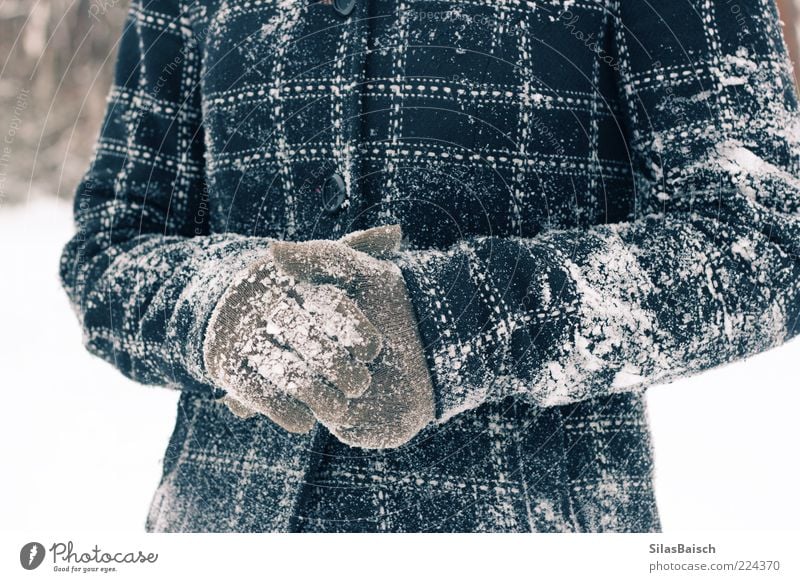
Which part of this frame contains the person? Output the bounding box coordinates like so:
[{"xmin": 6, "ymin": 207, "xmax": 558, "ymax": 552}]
[{"xmin": 60, "ymin": 0, "xmax": 800, "ymax": 532}]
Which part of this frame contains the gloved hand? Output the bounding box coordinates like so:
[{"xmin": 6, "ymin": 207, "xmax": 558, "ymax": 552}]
[
  {"xmin": 270, "ymin": 225, "xmax": 436, "ymax": 449},
  {"xmin": 204, "ymin": 226, "xmax": 402, "ymax": 433}
]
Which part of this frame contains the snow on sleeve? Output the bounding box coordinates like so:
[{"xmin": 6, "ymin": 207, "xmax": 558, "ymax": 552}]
[{"xmin": 395, "ymin": 0, "xmax": 800, "ymax": 422}]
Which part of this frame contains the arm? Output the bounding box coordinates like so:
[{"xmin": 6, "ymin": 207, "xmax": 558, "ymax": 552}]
[
  {"xmin": 59, "ymin": 0, "xmax": 274, "ymax": 395},
  {"xmin": 395, "ymin": 0, "xmax": 800, "ymax": 422}
]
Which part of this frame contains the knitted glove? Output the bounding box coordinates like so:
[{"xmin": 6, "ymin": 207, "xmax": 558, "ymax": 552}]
[
  {"xmin": 270, "ymin": 226, "xmax": 436, "ymax": 449},
  {"xmin": 204, "ymin": 226, "xmax": 402, "ymax": 433}
]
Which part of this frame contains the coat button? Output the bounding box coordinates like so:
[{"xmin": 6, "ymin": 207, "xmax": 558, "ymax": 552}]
[
  {"xmin": 333, "ymin": 0, "xmax": 356, "ymax": 17},
  {"xmin": 322, "ymin": 173, "xmax": 347, "ymax": 213}
]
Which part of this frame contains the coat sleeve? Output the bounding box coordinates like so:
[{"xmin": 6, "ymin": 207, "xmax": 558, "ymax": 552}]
[
  {"xmin": 395, "ymin": 0, "xmax": 800, "ymax": 423},
  {"xmin": 59, "ymin": 0, "xmax": 273, "ymax": 394}
]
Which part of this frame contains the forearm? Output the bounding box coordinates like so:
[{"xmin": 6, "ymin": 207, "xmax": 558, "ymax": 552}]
[
  {"xmin": 58, "ymin": 0, "xmax": 271, "ymax": 394},
  {"xmin": 59, "ymin": 192, "xmax": 276, "ymax": 393},
  {"xmin": 393, "ymin": 0, "xmax": 800, "ymax": 423},
  {"xmin": 397, "ymin": 191, "xmax": 799, "ymax": 421}
]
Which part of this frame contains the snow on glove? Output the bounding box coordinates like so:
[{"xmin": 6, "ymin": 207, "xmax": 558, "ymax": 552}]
[
  {"xmin": 270, "ymin": 226, "xmax": 436, "ymax": 449},
  {"xmin": 204, "ymin": 226, "xmax": 401, "ymax": 433}
]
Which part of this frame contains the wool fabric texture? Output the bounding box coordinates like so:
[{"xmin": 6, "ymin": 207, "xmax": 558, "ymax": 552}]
[{"xmin": 60, "ymin": 0, "xmax": 800, "ymax": 532}]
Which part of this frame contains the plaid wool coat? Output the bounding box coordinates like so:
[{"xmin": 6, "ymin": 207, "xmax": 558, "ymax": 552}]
[{"xmin": 60, "ymin": 0, "xmax": 800, "ymax": 532}]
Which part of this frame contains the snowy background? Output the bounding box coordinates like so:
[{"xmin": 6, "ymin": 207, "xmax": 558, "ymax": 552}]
[{"xmin": 0, "ymin": 196, "xmax": 798, "ymax": 532}]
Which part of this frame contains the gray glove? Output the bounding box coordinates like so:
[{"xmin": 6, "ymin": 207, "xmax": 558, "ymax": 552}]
[
  {"xmin": 204, "ymin": 227, "xmax": 401, "ymax": 433},
  {"xmin": 270, "ymin": 225, "xmax": 436, "ymax": 449}
]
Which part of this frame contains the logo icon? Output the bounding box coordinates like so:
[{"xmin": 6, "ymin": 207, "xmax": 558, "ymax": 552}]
[{"xmin": 20, "ymin": 542, "xmax": 46, "ymax": 570}]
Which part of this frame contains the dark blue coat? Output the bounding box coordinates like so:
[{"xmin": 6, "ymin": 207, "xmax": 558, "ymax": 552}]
[{"xmin": 60, "ymin": 0, "xmax": 800, "ymax": 531}]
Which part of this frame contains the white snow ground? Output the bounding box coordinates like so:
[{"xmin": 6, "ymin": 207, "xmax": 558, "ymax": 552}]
[{"xmin": 0, "ymin": 197, "xmax": 798, "ymax": 532}]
